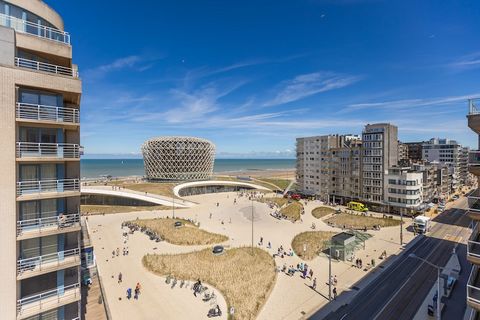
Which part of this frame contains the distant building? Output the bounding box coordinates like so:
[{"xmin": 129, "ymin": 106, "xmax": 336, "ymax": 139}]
[
  {"xmin": 142, "ymin": 136, "xmax": 216, "ymax": 181},
  {"xmin": 422, "ymin": 138, "xmax": 468, "ymax": 191},
  {"xmin": 405, "ymin": 142, "xmax": 425, "ymax": 162},
  {"xmin": 398, "ymin": 142, "xmax": 409, "ymax": 162}
]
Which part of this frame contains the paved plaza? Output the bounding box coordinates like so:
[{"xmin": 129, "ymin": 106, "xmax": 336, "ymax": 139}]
[{"xmin": 87, "ymin": 191, "xmax": 417, "ymax": 320}]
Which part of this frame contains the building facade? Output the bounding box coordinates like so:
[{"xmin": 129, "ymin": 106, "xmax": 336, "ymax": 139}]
[
  {"xmin": 422, "ymin": 138, "xmax": 468, "ymax": 191},
  {"xmin": 0, "ymin": 1, "xmax": 82, "ymax": 319},
  {"xmin": 142, "ymin": 136, "xmax": 216, "ymax": 181},
  {"xmin": 296, "ymin": 135, "xmax": 344, "ymax": 198},
  {"xmin": 466, "ymin": 98, "xmax": 480, "ymax": 316},
  {"xmin": 385, "ymin": 167, "xmax": 424, "ymax": 215},
  {"xmin": 361, "ymin": 123, "xmax": 398, "ymax": 211}
]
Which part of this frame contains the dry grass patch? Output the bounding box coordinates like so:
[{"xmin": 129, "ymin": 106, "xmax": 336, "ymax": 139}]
[
  {"xmin": 280, "ymin": 201, "xmax": 303, "ymax": 222},
  {"xmin": 143, "ymin": 247, "xmax": 276, "ymax": 320},
  {"xmin": 255, "ymin": 178, "xmax": 292, "ymax": 190},
  {"xmin": 130, "ymin": 218, "xmax": 228, "ymax": 245},
  {"xmin": 81, "ymin": 205, "xmax": 170, "ymax": 214},
  {"xmin": 258, "ymin": 197, "xmax": 290, "ymax": 207},
  {"xmin": 312, "ymin": 206, "xmax": 335, "ymax": 219},
  {"xmin": 325, "ymin": 212, "xmax": 401, "ymax": 229},
  {"xmin": 292, "ymin": 231, "xmax": 337, "ymax": 260},
  {"xmin": 85, "ymin": 180, "xmax": 178, "ymax": 198}
]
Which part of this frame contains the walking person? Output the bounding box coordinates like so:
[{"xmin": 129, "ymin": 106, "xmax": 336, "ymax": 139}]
[
  {"xmin": 309, "ymin": 269, "xmax": 313, "ymax": 280},
  {"xmin": 118, "ymin": 272, "xmax": 122, "ymax": 284},
  {"xmin": 312, "ymin": 277, "xmax": 317, "ymax": 290},
  {"xmin": 126, "ymin": 288, "xmax": 132, "ymax": 300},
  {"xmin": 333, "ymin": 287, "xmax": 337, "ymax": 300}
]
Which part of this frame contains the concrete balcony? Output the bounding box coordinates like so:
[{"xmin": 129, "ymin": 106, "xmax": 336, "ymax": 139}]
[
  {"xmin": 470, "ymin": 151, "xmax": 480, "ymax": 176},
  {"xmin": 15, "ymin": 57, "xmax": 78, "ymax": 78},
  {"xmin": 17, "ymin": 213, "xmax": 80, "ymax": 241},
  {"xmin": 17, "ymin": 248, "xmax": 81, "ymax": 280},
  {"xmin": 16, "ymin": 283, "xmax": 80, "ymax": 320},
  {"xmin": 468, "ymin": 265, "xmax": 480, "ymax": 311},
  {"xmin": 467, "ymin": 99, "xmax": 480, "ymax": 135},
  {"xmin": 16, "ymin": 142, "xmax": 80, "ymax": 162},
  {"xmin": 16, "ymin": 103, "xmax": 79, "ymax": 127},
  {"xmin": 16, "ymin": 179, "xmax": 80, "ymax": 201},
  {"xmin": 468, "ymin": 223, "xmax": 480, "ymax": 265},
  {"xmin": 469, "ymin": 189, "xmax": 480, "ymax": 221},
  {"xmin": 0, "ymin": 13, "xmax": 70, "ymax": 44}
]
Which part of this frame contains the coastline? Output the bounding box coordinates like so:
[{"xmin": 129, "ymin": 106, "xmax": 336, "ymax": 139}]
[{"xmin": 81, "ymin": 159, "xmax": 296, "ymax": 181}]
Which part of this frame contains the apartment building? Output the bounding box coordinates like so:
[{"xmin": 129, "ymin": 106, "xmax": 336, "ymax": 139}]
[
  {"xmin": 0, "ymin": 1, "xmax": 82, "ymax": 319},
  {"xmin": 296, "ymin": 134, "xmax": 344, "ymax": 199},
  {"xmin": 361, "ymin": 123, "xmax": 398, "ymax": 211},
  {"xmin": 466, "ymin": 98, "xmax": 480, "ymax": 317},
  {"xmin": 398, "ymin": 141, "xmax": 409, "ymax": 162},
  {"xmin": 326, "ymin": 135, "xmax": 362, "ymax": 204},
  {"xmin": 385, "ymin": 166, "xmax": 423, "ymax": 215},
  {"xmin": 404, "ymin": 141, "xmax": 425, "ymax": 162},
  {"xmin": 422, "ymin": 138, "xmax": 468, "ymax": 191}
]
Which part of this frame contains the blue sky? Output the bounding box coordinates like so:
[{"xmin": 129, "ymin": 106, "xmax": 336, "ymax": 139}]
[{"xmin": 47, "ymin": 0, "xmax": 480, "ymax": 158}]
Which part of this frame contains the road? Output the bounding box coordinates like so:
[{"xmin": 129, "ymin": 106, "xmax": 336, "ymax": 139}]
[{"xmin": 311, "ymin": 198, "xmax": 471, "ymax": 320}]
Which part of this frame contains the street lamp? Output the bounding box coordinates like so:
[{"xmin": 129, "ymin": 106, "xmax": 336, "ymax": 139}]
[{"xmin": 408, "ymin": 253, "xmax": 443, "ymax": 320}]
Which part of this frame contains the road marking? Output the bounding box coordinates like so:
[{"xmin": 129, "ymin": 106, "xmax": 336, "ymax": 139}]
[{"xmin": 373, "ymin": 216, "xmax": 467, "ymax": 320}]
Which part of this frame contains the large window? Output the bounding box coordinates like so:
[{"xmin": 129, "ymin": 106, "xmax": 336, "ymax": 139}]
[{"xmin": 19, "ymin": 88, "xmax": 63, "ymax": 107}]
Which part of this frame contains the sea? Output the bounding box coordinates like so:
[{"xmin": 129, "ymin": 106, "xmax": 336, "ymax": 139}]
[{"xmin": 80, "ymin": 159, "xmax": 295, "ymax": 179}]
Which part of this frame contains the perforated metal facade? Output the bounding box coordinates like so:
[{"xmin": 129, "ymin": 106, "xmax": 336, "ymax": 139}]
[{"xmin": 142, "ymin": 136, "xmax": 216, "ymax": 181}]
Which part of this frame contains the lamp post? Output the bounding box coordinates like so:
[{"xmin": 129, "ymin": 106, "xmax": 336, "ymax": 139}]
[
  {"xmin": 251, "ymin": 192, "xmax": 254, "ymax": 255},
  {"xmin": 172, "ymin": 194, "xmax": 175, "ymax": 219},
  {"xmin": 408, "ymin": 254, "xmax": 442, "ymax": 320}
]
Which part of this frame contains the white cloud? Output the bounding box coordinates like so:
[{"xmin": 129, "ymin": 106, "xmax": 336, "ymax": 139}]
[
  {"xmin": 343, "ymin": 93, "xmax": 480, "ymax": 113},
  {"xmin": 449, "ymin": 52, "xmax": 480, "ymax": 70},
  {"xmin": 263, "ymin": 71, "xmax": 361, "ymax": 106}
]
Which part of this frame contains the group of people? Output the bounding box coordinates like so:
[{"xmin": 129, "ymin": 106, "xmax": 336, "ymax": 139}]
[
  {"xmin": 126, "ymin": 282, "xmax": 142, "ymax": 300},
  {"xmin": 272, "ymin": 244, "xmax": 294, "ymax": 259},
  {"xmin": 355, "ymin": 258, "xmax": 363, "ymax": 269}
]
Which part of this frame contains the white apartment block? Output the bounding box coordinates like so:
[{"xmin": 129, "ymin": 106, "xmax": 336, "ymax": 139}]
[{"xmin": 385, "ymin": 167, "xmax": 424, "ymax": 215}]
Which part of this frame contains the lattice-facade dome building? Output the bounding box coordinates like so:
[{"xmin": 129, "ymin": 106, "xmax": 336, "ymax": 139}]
[{"xmin": 142, "ymin": 136, "xmax": 216, "ymax": 181}]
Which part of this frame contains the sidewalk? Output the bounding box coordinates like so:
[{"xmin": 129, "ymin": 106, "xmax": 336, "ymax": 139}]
[
  {"xmin": 412, "ymin": 252, "xmax": 461, "ymax": 320},
  {"xmin": 303, "ymin": 235, "xmax": 424, "ymax": 319}
]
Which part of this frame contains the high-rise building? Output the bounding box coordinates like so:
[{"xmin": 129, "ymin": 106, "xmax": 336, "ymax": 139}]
[
  {"xmin": 361, "ymin": 123, "xmax": 398, "ymax": 211},
  {"xmin": 0, "ymin": 1, "xmax": 82, "ymax": 319},
  {"xmin": 296, "ymin": 135, "xmax": 344, "ymax": 199},
  {"xmin": 326, "ymin": 135, "xmax": 362, "ymax": 204}
]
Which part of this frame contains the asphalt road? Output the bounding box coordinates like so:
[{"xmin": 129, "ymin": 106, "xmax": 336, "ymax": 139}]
[{"xmin": 311, "ymin": 200, "xmax": 471, "ymax": 320}]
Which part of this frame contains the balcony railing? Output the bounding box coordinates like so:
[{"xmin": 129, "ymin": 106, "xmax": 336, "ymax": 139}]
[
  {"xmin": 15, "ymin": 57, "xmax": 78, "ymax": 78},
  {"xmin": 468, "ymin": 265, "xmax": 480, "ymax": 308},
  {"xmin": 17, "ymin": 179, "xmax": 80, "ymax": 196},
  {"xmin": 17, "ymin": 248, "xmax": 80, "ymax": 275},
  {"xmin": 0, "ymin": 13, "xmax": 70, "ymax": 44},
  {"xmin": 17, "ymin": 283, "xmax": 80, "ymax": 317},
  {"xmin": 16, "ymin": 142, "xmax": 80, "ymax": 159},
  {"xmin": 469, "ymin": 99, "xmax": 480, "ymax": 116},
  {"xmin": 17, "ymin": 213, "xmax": 80, "ymax": 237},
  {"xmin": 468, "ymin": 223, "xmax": 480, "ymax": 260},
  {"xmin": 16, "ymin": 102, "xmax": 79, "ymax": 124},
  {"xmin": 470, "ymin": 151, "xmax": 480, "ymax": 166}
]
